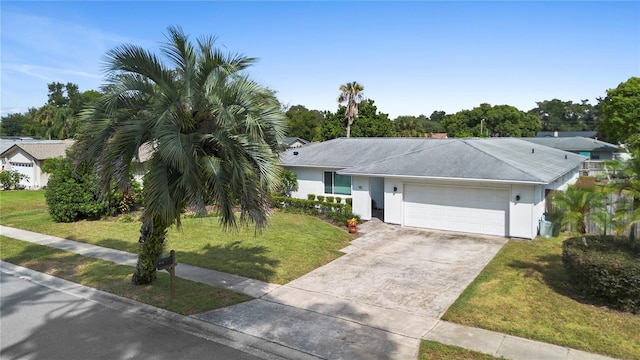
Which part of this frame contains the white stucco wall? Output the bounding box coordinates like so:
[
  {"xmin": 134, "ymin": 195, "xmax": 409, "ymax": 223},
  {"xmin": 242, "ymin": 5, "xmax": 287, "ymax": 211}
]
[
  {"xmin": 287, "ymin": 166, "xmax": 354, "ymax": 203},
  {"xmin": 384, "ymin": 178, "xmax": 404, "ymax": 225},
  {"xmin": 352, "ymin": 176, "xmax": 371, "ymax": 220},
  {"xmin": 287, "ymin": 165, "xmax": 582, "ymax": 240},
  {"xmin": 288, "ymin": 166, "xmax": 326, "ymax": 199},
  {"xmin": 509, "ymin": 184, "xmax": 536, "ymax": 239}
]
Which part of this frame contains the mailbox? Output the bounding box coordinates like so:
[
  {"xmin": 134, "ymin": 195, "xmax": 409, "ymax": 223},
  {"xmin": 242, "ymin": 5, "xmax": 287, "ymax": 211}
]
[
  {"xmin": 154, "ymin": 250, "xmax": 177, "ymax": 298},
  {"xmin": 155, "ymin": 255, "xmax": 174, "ymax": 270}
]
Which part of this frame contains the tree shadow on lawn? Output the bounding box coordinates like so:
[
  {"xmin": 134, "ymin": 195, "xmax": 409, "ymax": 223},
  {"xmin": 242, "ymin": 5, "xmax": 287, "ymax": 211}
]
[
  {"xmin": 508, "ymin": 254, "xmax": 611, "ymax": 309},
  {"xmin": 195, "ymin": 241, "xmax": 279, "ymax": 282},
  {"xmin": 68, "ymin": 236, "xmax": 280, "ymax": 283}
]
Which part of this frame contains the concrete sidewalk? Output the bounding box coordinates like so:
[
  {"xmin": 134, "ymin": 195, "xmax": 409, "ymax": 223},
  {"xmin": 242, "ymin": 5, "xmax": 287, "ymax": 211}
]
[{"xmin": 0, "ymin": 225, "xmax": 619, "ymax": 360}]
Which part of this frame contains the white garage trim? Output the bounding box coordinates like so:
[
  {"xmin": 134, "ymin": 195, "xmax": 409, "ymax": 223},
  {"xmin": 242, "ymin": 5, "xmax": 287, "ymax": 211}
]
[{"xmin": 403, "ymin": 184, "xmax": 509, "ymax": 236}]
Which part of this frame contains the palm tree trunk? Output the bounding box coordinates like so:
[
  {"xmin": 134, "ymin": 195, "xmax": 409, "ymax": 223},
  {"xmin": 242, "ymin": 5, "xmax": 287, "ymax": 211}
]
[{"xmin": 132, "ymin": 214, "xmax": 167, "ymax": 285}]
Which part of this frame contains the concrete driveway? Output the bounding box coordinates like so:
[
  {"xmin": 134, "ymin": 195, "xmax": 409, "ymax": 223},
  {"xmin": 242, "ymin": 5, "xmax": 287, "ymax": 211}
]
[{"xmin": 195, "ymin": 219, "xmax": 508, "ymax": 359}]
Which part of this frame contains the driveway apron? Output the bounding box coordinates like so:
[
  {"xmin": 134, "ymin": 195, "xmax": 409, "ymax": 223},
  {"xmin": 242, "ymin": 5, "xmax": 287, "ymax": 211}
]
[{"xmin": 194, "ymin": 219, "xmax": 508, "ymax": 359}]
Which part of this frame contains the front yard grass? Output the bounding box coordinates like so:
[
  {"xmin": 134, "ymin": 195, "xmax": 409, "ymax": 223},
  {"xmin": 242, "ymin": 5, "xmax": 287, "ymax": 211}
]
[
  {"xmin": 442, "ymin": 235, "xmax": 640, "ymax": 359},
  {"xmin": 0, "ymin": 236, "xmax": 252, "ymax": 315},
  {"xmin": 0, "ymin": 190, "xmax": 352, "ymax": 284},
  {"xmin": 418, "ymin": 341, "xmax": 502, "ymax": 360}
]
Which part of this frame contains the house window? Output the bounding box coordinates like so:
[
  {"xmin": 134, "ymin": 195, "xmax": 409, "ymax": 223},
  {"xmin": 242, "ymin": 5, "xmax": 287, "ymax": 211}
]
[{"xmin": 324, "ymin": 172, "xmax": 351, "ymax": 195}]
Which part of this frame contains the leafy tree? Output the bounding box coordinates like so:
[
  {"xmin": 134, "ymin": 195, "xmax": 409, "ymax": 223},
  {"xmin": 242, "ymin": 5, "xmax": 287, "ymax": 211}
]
[
  {"xmin": 74, "ymin": 26, "xmax": 286, "ymax": 285},
  {"xmin": 0, "ymin": 113, "xmax": 29, "ymax": 136},
  {"xmin": 393, "ymin": 115, "xmax": 427, "ymax": 137},
  {"xmin": 338, "ymin": 81, "xmax": 365, "ymax": 138},
  {"xmin": 442, "ymin": 103, "xmax": 540, "ymax": 138},
  {"xmin": 529, "ymin": 99, "xmax": 599, "ymax": 132},
  {"xmin": 322, "ymin": 99, "xmax": 393, "ymax": 139},
  {"xmin": 279, "ymin": 169, "xmax": 298, "ymax": 197},
  {"xmin": 0, "ymin": 170, "xmax": 28, "ymax": 189},
  {"xmin": 599, "ymin": 77, "xmax": 640, "ymax": 148},
  {"xmin": 349, "ymin": 100, "xmax": 393, "ymax": 137},
  {"xmin": 552, "ymin": 184, "xmax": 605, "ymax": 234},
  {"xmin": 392, "ymin": 112, "xmax": 446, "ymax": 137},
  {"xmin": 285, "ymin": 105, "xmax": 324, "ymax": 141},
  {"xmin": 428, "ymin": 110, "xmax": 447, "ymax": 123}
]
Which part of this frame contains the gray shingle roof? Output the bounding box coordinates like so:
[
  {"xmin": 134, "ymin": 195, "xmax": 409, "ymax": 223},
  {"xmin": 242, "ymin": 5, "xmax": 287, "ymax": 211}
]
[
  {"xmin": 0, "ymin": 140, "xmax": 74, "ymax": 160},
  {"xmin": 280, "ymin": 138, "xmax": 586, "ymax": 184},
  {"xmin": 520, "ymin": 137, "xmax": 618, "ymax": 153}
]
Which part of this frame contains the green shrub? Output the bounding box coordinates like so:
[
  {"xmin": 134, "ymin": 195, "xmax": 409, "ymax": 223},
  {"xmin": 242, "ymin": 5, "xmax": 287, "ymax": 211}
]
[
  {"xmin": 271, "ymin": 196, "xmax": 356, "ymax": 228},
  {"xmin": 45, "ymin": 158, "xmax": 115, "ymax": 222},
  {"xmin": 346, "ymin": 198, "xmax": 353, "ymax": 206},
  {"xmin": 562, "ymin": 236, "xmax": 640, "ymax": 313},
  {"xmin": 326, "ymin": 196, "xmax": 335, "ymax": 203},
  {"xmin": 0, "ymin": 170, "xmax": 28, "ymax": 190},
  {"xmin": 307, "ymin": 194, "xmax": 316, "ymax": 201},
  {"xmin": 335, "ymin": 197, "xmax": 342, "ymax": 204},
  {"xmin": 45, "ymin": 156, "xmax": 141, "ymax": 223},
  {"xmin": 316, "ymin": 195, "xmax": 325, "ymax": 202}
]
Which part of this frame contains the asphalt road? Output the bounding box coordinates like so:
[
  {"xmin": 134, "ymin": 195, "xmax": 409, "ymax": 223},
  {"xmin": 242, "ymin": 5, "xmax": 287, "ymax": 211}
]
[{"xmin": 0, "ymin": 272, "xmax": 263, "ymax": 360}]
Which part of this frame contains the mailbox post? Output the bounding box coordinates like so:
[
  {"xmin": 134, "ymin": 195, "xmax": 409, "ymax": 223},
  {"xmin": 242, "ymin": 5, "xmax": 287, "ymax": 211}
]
[{"xmin": 154, "ymin": 250, "xmax": 176, "ymax": 298}]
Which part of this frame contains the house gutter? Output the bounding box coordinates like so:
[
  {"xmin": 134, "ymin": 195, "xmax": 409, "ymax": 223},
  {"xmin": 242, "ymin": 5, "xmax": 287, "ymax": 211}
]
[
  {"xmin": 281, "ymin": 164, "xmax": 345, "ymax": 170},
  {"xmin": 335, "ymin": 171, "xmax": 548, "ymax": 185}
]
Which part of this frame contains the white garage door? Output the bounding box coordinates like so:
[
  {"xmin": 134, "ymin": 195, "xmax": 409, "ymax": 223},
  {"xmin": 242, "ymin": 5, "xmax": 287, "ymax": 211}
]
[
  {"xmin": 9, "ymin": 162, "xmax": 33, "ymax": 188},
  {"xmin": 404, "ymin": 184, "xmax": 508, "ymax": 236}
]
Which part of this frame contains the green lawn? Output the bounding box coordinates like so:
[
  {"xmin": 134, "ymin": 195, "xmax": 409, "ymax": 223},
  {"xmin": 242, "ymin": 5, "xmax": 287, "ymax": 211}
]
[
  {"xmin": 0, "ymin": 190, "xmax": 352, "ymax": 284},
  {"xmin": 0, "ymin": 236, "xmax": 251, "ymax": 315},
  {"xmin": 442, "ymin": 235, "xmax": 640, "ymax": 359}
]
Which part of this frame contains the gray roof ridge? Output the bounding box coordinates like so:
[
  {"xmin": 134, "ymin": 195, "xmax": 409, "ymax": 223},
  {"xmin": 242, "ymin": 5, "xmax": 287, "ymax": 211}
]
[{"xmin": 463, "ymin": 138, "xmax": 547, "ymax": 182}]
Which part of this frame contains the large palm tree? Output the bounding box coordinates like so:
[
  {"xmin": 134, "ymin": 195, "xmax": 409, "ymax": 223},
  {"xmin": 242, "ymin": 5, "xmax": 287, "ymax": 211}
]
[
  {"xmin": 338, "ymin": 82, "xmax": 364, "ymax": 138},
  {"xmin": 74, "ymin": 27, "xmax": 286, "ymax": 285}
]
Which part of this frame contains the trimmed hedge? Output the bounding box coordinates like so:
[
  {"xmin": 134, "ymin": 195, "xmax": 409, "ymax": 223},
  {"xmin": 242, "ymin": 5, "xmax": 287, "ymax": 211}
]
[
  {"xmin": 271, "ymin": 196, "xmax": 358, "ymax": 227},
  {"xmin": 562, "ymin": 236, "xmax": 640, "ymax": 313}
]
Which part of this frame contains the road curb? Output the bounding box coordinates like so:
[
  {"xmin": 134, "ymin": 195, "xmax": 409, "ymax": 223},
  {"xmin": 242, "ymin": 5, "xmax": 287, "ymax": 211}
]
[{"xmin": 0, "ymin": 261, "xmax": 321, "ymax": 360}]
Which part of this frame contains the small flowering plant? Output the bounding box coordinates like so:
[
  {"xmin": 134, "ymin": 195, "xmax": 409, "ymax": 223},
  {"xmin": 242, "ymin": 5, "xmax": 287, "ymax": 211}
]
[{"xmin": 346, "ymin": 218, "xmax": 359, "ymax": 227}]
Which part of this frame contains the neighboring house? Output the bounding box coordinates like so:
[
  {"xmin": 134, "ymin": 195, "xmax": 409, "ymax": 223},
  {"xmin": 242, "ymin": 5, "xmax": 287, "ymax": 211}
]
[
  {"xmin": 283, "ymin": 137, "xmax": 310, "ymax": 149},
  {"xmin": 520, "ymin": 137, "xmax": 618, "ymax": 161},
  {"xmin": 132, "ymin": 142, "xmax": 154, "ymax": 184},
  {"xmin": 0, "ymin": 140, "xmax": 74, "ymax": 189},
  {"xmin": 536, "ymin": 131, "xmax": 598, "ymax": 139},
  {"xmin": 426, "ymin": 133, "xmax": 448, "ymax": 139},
  {"xmin": 281, "ymin": 137, "xmax": 586, "ymax": 239},
  {"xmin": 521, "ymin": 137, "xmax": 620, "ymax": 177}
]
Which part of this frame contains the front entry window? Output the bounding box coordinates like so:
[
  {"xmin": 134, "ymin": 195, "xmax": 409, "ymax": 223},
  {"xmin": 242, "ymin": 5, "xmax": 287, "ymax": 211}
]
[{"xmin": 324, "ymin": 171, "xmax": 351, "ymax": 195}]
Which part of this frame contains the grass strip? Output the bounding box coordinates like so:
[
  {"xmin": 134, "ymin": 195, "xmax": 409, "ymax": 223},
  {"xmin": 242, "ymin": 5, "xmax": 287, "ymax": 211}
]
[
  {"xmin": 418, "ymin": 340, "xmax": 502, "ymax": 359},
  {"xmin": 0, "ymin": 236, "xmax": 252, "ymax": 315}
]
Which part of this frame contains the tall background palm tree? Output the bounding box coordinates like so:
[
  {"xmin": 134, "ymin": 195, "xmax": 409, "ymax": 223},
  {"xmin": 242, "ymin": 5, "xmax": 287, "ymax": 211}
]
[
  {"xmin": 74, "ymin": 26, "xmax": 286, "ymax": 285},
  {"xmin": 338, "ymin": 82, "xmax": 365, "ymax": 138}
]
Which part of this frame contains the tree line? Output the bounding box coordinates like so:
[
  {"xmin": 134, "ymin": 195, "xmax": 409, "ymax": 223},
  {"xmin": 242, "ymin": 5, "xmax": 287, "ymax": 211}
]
[
  {"xmin": 286, "ymin": 77, "xmax": 638, "ymax": 146},
  {"xmin": 2, "ymin": 77, "xmax": 638, "ymax": 148}
]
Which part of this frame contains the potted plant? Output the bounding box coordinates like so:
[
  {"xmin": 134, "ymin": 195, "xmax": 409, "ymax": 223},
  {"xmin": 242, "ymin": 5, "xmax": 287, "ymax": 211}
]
[{"xmin": 347, "ymin": 217, "xmax": 358, "ymax": 233}]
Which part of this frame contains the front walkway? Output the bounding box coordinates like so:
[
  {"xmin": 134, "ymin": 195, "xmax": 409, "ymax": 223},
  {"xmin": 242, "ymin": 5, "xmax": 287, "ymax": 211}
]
[{"xmin": 0, "ymin": 225, "xmax": 617, "ymax": 360}]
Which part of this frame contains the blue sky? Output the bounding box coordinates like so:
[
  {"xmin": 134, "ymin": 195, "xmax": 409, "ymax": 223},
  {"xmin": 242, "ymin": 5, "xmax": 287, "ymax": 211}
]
[{"xmin": 1, "ymin": 1, "xmax": 638, "ymax": 119}]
